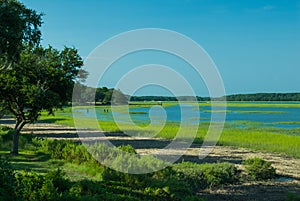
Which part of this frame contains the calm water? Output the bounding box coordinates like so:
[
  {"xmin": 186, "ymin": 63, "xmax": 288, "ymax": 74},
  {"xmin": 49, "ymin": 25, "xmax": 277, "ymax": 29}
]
[{"xmin": 74, "ymin": 103, "xmax": 300, "ymax": 129}]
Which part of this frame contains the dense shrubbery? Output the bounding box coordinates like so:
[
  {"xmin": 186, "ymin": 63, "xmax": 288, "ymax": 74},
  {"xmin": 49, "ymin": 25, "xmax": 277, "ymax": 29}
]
[
  {"xmin": 30, "ymin": 138, "xmax": 241, "ymax": 200},
  {"xmin": 171, "ymin": 162, "xmax": 237, "ymax": 190},
  {"xmin": 0, "ymin": 127, "xmax": 281, "ymax": 200},
  {"xmin": 286, "ymin": 192, "xmax": 300, "ymax": 201},
  {"xmin": 0, "ymin": 157, "xmax": 206, "ymax": 201},
  {"xmin": 242, "ymin": 157, "xmax": 276, "ymax": 180},
  {"xmin": 0, "ymin": 158, "xmax": 17, "ymax": 201}
]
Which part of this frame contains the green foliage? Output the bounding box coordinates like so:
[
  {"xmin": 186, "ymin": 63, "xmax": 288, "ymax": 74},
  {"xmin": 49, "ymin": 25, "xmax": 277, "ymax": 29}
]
[
  {"xmin": 0, "ymin": 43, "xmax": 85, "ymax": 154},
  {"xmin": 34, "ymin": 138, "xmax": 69, "ymax": 159},
  {"xmin": 242, "ymin": 157, "xmax": 276, "ymax": 180},
  {"xmin": 0, "ymin": 0, "xmax": 42, "ymax": 62},
  {"xmin": 74, "ymin": 85, "xmax": 128, "ymax": 105},
  {"xmin": 0, "ymin": 158, "xmax": 16, "ymax": 200},
  {"xmin": 0, "ymin": 126, "xmax": 33, "ymax": 150},
  {"xmin": 15, "ymin": 171, "xmax": 44, "ymax": 200},
  {"xmin": 118, "ymin": 144, "xmax": 137, "ymax": 154},
  {"xmin": 14, "ymin": 168, "xmax": 71, "ymax": 201},
  {"xmin": 171, "ymin": 162, "xmax": 237, "ymax": 190},
  {"xmin": 62, "ymin": 143, "xmax": 92, "ymax": 164},
  {"xmin": 130, "ymin": 93, "xmax": 300, "ymax": 102},
  {"xmin": 286, "ymin": 192, "xmax": 300, "ymax": 201}
]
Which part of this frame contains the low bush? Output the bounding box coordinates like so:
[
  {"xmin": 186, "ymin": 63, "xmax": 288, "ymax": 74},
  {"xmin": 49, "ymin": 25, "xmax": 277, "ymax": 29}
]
[
  {"xmin": 171, "ymin": 162, "xmax": 237, "ymax": 190},
  {"xmin": 0, "ymin": 158, "xmax": 17, "ymax": 201},
  {"xmin": 118, "ymin": 144, "xmax": 137, "ymax": 154},
  {"xmin": 15, "ymin": 169, "xmax": 70, "ymax": 201},
  {"xmin": 286, "ymin": 192, "xmax": 300, "ymax": 201},
  {"xmin": 242, "ymin": 157, "xmax": 276, "ymax": 180}
]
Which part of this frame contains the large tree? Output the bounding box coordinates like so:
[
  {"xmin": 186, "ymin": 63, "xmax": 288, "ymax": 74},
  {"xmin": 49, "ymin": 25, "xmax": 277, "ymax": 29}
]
[
  {"xmin": 0, "ymin": 45, "xmax": 84, "ymax": 155},
  {"xmin": 0, "ymin": 0, "xmax": 42, "ymax": 64}
]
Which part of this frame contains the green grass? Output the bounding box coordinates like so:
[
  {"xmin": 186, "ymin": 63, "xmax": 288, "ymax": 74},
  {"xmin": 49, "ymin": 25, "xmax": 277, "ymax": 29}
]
[{"xmin": 217, "ymin": 129, "xmax": 300, "ymax": 158}]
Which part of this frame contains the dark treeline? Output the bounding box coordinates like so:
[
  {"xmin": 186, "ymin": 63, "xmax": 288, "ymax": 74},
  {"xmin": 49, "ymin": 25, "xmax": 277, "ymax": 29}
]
[
  {"xmin": 223, "ymin": 93, "xmax": 300, "ymax": 101},
  {"xmin": 130, "ymin": 96, "xmax": 210, "ymax": 102},
  {"xmin": 73, "ymin": 84, "xmax": 300, "ymax": 103},
  {"xmin": 130, "ymin": 93, "xmax": 300, "ymax": 102}
]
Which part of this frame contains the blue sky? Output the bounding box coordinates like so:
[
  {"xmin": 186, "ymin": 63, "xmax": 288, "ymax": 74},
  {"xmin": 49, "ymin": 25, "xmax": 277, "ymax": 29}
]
[{"xmin": 21, "ymin": 0, "xmax": 300, "ymax": 96}]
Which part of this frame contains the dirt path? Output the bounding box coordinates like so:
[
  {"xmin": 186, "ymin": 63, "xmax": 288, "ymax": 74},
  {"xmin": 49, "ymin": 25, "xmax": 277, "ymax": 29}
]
[{"xmin": 1, "ymin": 117, "xmax": 300, "ymax": 200}]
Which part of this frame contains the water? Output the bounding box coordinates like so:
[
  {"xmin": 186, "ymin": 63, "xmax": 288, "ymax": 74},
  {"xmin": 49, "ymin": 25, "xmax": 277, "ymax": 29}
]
[{"xmin": 73, "ymin": 103, "xmax": 300, "ymax": 129}]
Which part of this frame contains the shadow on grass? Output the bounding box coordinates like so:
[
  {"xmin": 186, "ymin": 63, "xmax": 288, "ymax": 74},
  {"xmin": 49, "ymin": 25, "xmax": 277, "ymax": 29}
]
[{"xmin": 0, "ymin": 151, "xmax": 56, "ymax": 174}]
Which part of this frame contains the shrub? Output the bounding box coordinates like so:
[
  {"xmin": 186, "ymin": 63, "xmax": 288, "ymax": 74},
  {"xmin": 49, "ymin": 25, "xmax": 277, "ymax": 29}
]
[
  {"xmin": 45, "ymin": 169, "xmax": 70, "ymax": 193},
  {"xmin": 242, "ymin": 157, "xmax": 276, "ymax": 180},
  {"xmin": 0, "ymin": 158, "xmax": 16, "ymax": 200},
  {"xmin": 172, "ymin": 162, "xmax": 237, "ymax": 190},
  {"xmin": 118, "ymin": 144, "xmax": 137, "ymax": 154},
  {"xmin": 62, "ymin": 143, "xmax": 92, "ymax": 164},
  {"xmin": 14, "ymin": 169, "xmax": 71, "ymax": 201},
  {"xmin": 15, "ymin": 170, "xmax": 44, "ymax": 201},
  {"xmin": 286, "ymin": 192, "xmax": 300, "ymax": 201}
]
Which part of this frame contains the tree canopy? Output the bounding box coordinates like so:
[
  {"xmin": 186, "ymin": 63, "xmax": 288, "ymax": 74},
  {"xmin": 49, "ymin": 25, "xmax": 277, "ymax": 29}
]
[
  {"xmin": 73, "ymin": 85, "xmax": 128, "ymax": 105},
  {"xmin": 0, "ymin": 45, "xmax": 84, "ymax": 154},
  {"xmin": 0, "ymin": 0, "xmax": 43, "ymax": 63}
]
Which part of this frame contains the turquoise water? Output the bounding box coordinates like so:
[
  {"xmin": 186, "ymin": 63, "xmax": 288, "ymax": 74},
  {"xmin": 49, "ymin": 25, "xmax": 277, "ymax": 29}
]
[{"xmin": 73, "ymin": 103, "xmax": 300, "ymax": 129}]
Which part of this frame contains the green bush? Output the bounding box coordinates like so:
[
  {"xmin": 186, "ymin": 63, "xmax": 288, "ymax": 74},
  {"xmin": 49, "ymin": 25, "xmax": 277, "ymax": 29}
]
[
  {"xmin": 34, "ymin": 139, "xmax": 69, "ymax": 159},
  {"xmin": 15, "ymin": 169, "xmax": 71, "ymax": 201},
  {"xmin": 62, "ymin": 143, "xmax": 92, "ymax": 164},
  {"xmin": 172, "ymin": 162, "xmax": 237, "ymax": 190},
  {"xmin": 45, "ymin": 169, "xmax": 70, "ymax": 193},
  {"xmin": 0, "ymin": 158, "xmax": 16, "ymax": 201},
  {"xmin": 15, "ymin": 170, "xmax": 44, "ymax": 201},
  {"xmin": 242, "ymin": 157, "xmax": 276, "ymax": 180},
  {"xmin": 118, "ymin": 144, "xmax": 137, "ymax": 154},
  {"xmin": 286, "ymin": 192, "xmax": 300, "ymax": 201}
]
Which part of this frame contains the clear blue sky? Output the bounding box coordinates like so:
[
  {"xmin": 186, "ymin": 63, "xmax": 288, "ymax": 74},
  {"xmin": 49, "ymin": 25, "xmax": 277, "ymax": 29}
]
[{"xmin": 21, "ymin": 0, "xmax": 300, "ymax": 96}]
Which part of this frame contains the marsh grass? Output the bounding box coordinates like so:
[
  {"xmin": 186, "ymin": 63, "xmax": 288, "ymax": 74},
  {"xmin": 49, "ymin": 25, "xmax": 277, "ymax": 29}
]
[
  {"xmin": 216, "ymin": 129, "xmax": 300, "ymax": 158},
  {"xmin": 38, "ymin": 104, "xmax": 300, "ymax": 158}
]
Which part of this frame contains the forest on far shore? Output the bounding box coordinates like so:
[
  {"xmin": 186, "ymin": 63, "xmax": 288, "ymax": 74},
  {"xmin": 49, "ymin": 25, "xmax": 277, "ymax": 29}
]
[
  {"xmin": 130, "ymin": 93, "xmax": 300, "ymax": 102},
  {"xmin": 75, "ymin": 84, "xmax": 300, "ymax": 103}
]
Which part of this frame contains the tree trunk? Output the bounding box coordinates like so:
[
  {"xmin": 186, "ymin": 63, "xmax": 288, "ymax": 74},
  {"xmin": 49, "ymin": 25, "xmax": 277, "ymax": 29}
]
[{"xmin": 11, "ymin": 119, "xmax": 26, "ymax": 155}]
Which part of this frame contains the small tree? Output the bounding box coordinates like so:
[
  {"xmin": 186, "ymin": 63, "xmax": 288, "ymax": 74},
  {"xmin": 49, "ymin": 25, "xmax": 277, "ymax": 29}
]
[{"xmin": 0, "ymin": 45, "xmax": 84, "ymax": 155}]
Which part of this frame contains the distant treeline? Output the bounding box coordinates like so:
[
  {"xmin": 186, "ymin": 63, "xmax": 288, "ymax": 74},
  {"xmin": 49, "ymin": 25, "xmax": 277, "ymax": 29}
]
[
  {"xmin": 130, "ymin": 96, "xmax": 211, "ymax": 102},
  {"xmin": 224, "ymin": 93, "xmax": 300, "ymax": 101},
  {"xmin": 130, "ymin": 93, "xmax": 300, "ymax": 102},
  {"xmin": 73, "ymin": 84, "xmax": 300, "ymax": 103}
]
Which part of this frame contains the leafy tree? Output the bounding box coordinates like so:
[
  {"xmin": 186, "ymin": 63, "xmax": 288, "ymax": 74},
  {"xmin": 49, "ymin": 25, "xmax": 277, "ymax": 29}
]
[
  {"xmin": 0, "ymin": 45, "xmax": 84, "ymax": 155},
  {"xmin": 95, "ymin": 87, "xmax": 109, "ymax": 103},
  {"xmin": 0, "ymin": 0, "xmax": 42, "ymax": 64}
]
